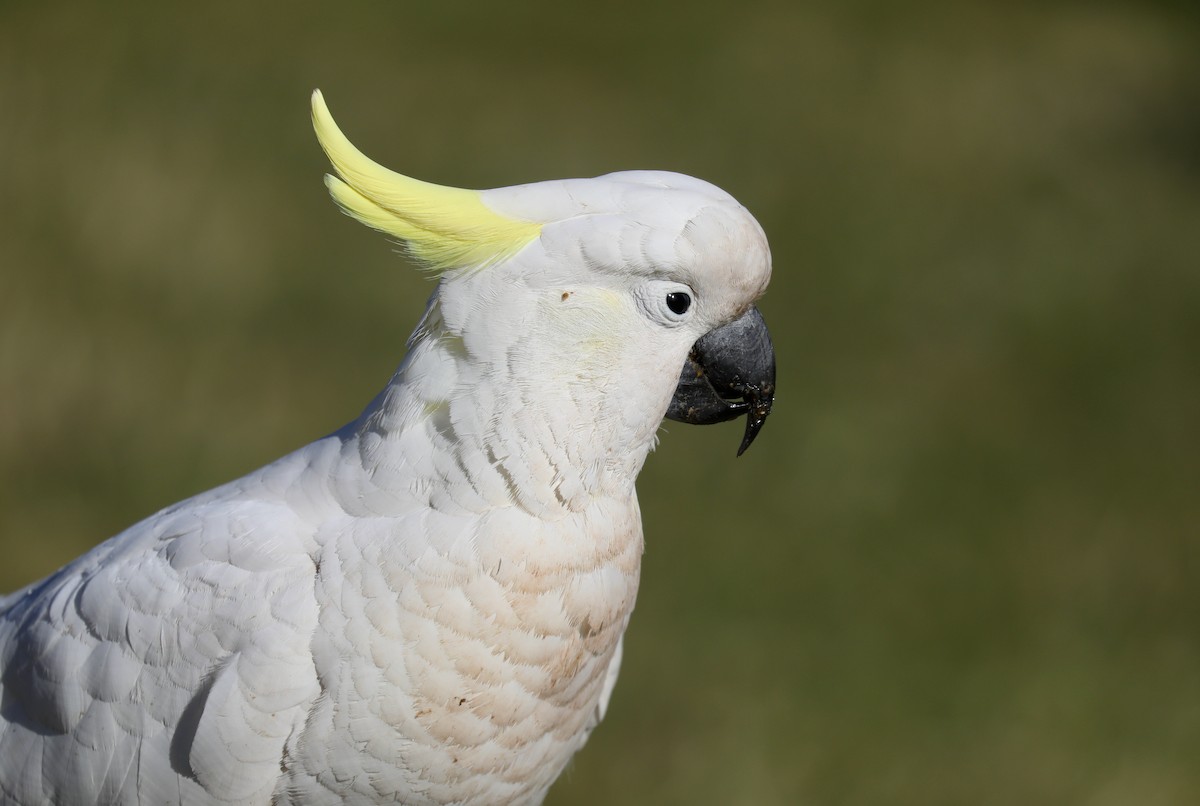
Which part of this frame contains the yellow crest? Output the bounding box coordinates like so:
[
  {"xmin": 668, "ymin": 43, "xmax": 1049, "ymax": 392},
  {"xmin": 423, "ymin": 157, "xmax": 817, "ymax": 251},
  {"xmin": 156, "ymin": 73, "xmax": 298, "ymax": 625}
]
[{"xmin": 311, "ymin": 90, "xmax": 542, "ymax": 272}]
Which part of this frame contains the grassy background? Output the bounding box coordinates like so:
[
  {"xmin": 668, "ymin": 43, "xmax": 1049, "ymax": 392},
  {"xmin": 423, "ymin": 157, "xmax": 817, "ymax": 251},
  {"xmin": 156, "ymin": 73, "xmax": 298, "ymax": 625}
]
[{"xmin": 2, "ymin": 1, "xmax": 1199, "ymax": 803}]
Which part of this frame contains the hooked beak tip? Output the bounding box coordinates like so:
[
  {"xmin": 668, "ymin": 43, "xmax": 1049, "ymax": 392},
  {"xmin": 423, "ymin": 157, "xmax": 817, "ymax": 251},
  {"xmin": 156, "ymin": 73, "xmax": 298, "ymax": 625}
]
[{"xmin": 735, "ymin": 386, "xmax": 774, "ymax": 457}]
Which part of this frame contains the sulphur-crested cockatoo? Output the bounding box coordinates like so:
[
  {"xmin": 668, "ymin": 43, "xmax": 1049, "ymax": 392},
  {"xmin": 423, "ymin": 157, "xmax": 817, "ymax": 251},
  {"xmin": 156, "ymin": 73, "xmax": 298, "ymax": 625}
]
[{"xmin": 0, "ymin": 90, "xmax": 775, "ymax": 805}]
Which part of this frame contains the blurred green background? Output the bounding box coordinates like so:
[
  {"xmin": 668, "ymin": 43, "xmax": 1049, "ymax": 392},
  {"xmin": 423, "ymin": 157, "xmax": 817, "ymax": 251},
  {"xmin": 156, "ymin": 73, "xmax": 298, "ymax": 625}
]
[{"xmin": 2, "ymin": 1, "xmax": 1199, "ymax": 803}]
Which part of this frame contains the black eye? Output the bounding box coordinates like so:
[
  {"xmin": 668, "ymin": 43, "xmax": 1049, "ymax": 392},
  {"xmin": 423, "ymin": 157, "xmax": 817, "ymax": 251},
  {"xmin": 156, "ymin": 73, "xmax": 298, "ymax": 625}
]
[{"xmin": 665, "ymin": 292, "xmax": 692, "ymax": 316}]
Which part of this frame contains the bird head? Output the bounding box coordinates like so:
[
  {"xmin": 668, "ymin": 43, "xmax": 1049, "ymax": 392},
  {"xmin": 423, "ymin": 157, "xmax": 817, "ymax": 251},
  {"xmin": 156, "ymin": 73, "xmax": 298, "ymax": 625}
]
[{"xmin": 312, "ymin": 90, "xmax": 774, "ymax": 460}]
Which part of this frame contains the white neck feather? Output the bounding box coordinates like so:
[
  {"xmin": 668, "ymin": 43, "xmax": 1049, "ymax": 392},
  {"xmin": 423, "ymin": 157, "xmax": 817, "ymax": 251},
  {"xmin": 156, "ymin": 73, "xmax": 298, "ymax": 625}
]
[{"xmin": 343, "ymin": 293, "xmax": 658, "ymax": 519}]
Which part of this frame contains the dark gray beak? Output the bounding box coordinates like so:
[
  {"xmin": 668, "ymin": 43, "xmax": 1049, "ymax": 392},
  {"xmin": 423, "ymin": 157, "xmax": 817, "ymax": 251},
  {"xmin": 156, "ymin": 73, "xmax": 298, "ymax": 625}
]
[{"xmin": 665, "ymin": 306, "xmax": 776, "ymax": 456}]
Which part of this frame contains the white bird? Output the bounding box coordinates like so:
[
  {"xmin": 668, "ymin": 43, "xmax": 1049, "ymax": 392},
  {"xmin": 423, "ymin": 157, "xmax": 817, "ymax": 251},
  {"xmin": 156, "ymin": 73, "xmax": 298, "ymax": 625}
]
[{"xmin": 0, "ymin": 90, "xmax": 775, "ymax": 805}]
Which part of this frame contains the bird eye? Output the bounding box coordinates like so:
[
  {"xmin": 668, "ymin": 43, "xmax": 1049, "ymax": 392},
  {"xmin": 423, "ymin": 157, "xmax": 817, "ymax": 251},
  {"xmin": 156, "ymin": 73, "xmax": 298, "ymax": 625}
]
[
  {"xmin": 666, "ymin": 292, "xmax": 691, "ymax": 316},
  {"xmin": 638, "ymin": 281, "xmax": 696, "ymax": 326}
]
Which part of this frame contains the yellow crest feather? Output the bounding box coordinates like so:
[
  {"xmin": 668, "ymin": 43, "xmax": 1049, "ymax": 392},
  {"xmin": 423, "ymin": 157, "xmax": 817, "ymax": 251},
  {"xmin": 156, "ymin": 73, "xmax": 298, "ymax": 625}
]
[{"xmin": 311, "ymin": 90, "xmax": 542, "ymax": 271}]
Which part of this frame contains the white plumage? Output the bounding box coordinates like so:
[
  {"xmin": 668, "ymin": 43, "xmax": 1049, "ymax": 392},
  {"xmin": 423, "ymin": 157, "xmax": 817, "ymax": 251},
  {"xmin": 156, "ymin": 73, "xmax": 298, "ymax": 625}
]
[{"xmin": 0, "ymin": 91, "xmax": 773, "ymax": 805}]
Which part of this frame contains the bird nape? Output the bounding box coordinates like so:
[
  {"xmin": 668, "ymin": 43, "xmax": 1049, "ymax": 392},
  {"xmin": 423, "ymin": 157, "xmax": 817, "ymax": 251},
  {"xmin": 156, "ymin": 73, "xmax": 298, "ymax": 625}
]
[{"xmin": 0, "ymin": 90, "xmax": 774, "ymax": 805}]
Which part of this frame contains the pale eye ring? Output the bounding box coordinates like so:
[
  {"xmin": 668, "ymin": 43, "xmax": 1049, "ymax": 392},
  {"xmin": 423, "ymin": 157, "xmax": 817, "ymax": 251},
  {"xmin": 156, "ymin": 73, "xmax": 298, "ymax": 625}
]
[{"xmin": 639, "ymin": 280, "xmax": 696, "ymax": 326}]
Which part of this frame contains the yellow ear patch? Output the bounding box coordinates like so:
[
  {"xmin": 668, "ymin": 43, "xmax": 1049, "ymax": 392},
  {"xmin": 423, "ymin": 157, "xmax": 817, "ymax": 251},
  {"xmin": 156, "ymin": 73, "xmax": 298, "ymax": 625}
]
[{"xmin": 311, "ymin": 90, "xmax": 542, "ymax": 272}]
